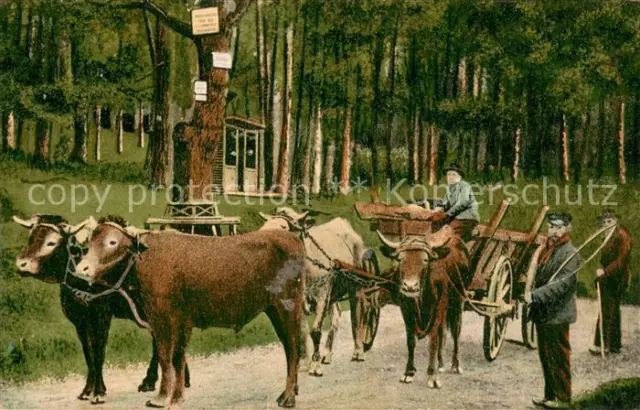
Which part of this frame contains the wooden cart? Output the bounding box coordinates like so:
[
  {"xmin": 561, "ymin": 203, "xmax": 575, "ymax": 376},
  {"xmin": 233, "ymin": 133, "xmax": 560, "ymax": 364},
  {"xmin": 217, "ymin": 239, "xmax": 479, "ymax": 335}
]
[
  {"xmin": 144, "ymin": 201, "xmax": 241, "ymax": 236},
  {"xmin": 354, "ymin": 199, "xmax": 549, "ymax": 361}
]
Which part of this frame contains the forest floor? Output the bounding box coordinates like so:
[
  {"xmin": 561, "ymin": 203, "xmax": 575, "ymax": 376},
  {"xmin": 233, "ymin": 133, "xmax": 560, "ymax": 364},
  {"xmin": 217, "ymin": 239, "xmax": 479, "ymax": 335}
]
[{"xmin": 2, "ymin": 298, "xmax": 640, "ymax": 410}]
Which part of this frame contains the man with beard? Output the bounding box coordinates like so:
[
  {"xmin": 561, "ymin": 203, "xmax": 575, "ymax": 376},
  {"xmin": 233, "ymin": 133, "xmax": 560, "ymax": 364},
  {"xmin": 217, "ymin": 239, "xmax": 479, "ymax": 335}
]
[
  {"xmin": 429, "ymin": 164, "xmax": 479, "ymax": 242},
  {"xmin": 590, "ymin": 209, "xmax": 632, "ymax": 356},
  {"xmin": 525, "ymin": 212, "xmax": 580, "ymax": 410}
]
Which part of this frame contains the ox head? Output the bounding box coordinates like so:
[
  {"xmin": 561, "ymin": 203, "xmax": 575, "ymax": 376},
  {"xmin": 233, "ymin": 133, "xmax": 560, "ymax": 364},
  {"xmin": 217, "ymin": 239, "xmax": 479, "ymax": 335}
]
[
  {"xmin": 258, "ymin": 207, "xmax": 317, "ymax": 232},
  {"xmin": 74, "ymin": 221, "xmax": 148, "ymax": 284},
  {"xmin": 377, "ymin": 225, "xmax": 453, "ymax": 298},
  {"xmin": 13, "ymin": 214, "xmax": 97, "ymax": 283}
]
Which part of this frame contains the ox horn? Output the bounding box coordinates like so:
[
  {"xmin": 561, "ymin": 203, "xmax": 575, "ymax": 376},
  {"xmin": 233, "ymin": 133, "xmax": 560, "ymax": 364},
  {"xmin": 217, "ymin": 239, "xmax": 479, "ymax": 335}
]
[
  {"xmin": 65, "ymin": 217, "xmax": 96, "ymax": 236},
  {"xmin": 12, "ymin": 215, "xmax": 35, "ymax": 229},
  {"xmin": 124, "ymin": 226, "xmax": 150, "ymax": 237},
  {"xmin": 258, "ymin": 212, "xmax": 275, "ymax": 221},
  {"xmin": 377, "ymin": 230, "xmax": 401, "ymax": 249}
]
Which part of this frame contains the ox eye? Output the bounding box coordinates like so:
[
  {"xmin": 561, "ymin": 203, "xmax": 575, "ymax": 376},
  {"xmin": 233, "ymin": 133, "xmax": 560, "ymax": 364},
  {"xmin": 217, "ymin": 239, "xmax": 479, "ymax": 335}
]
[
  {"xmin": 109, "ymin": 240, "xmax": 117, "ymax": 246},
  {"xmin": 46, "ymin": 241, "xmax": 56, "ymax": 247}
]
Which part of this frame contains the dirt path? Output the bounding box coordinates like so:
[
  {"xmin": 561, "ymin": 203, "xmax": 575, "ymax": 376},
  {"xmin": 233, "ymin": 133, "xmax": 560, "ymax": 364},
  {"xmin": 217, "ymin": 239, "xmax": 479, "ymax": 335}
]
[{"xmin": 2, "ymin": 299, "xmax": 639, "ymax": 409}]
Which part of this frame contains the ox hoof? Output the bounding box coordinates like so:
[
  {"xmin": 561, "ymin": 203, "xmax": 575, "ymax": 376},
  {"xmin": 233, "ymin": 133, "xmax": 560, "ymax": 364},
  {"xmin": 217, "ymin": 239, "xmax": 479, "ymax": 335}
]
[
  {"xmin": 308, "ymin": 368, "xmax": 324, "ymax": 377},
  {"xmin": 299, "ymin": 362, "xmax": 310, "ymax": 372},
  {"xmin": 438, "ymin": 366, "xmax": 446, "ymax": 373},
  {"xmin": 138, "ymin": 382, "xmax": 156, "ymax": 392},
  {"xmin": 400, "ymin": 375, "xmax": 414, "ymax": 384},
  {"xmin": 351, "ymin": 352, "xmax": 365, "ymax": 362},
  {"xmin": 78, "ymin": 392, "xmax": 91, "ymax": 401},
  {"xmin": 451, "ymin": 366, "xmax": 463, "ymax": 374},
  {"xmin": 427, "ymin": 377, "xmax": 442, "ymax": 389},
  {"xmin": 146, "ymin": 397, "xmax": 167, "ymax": 408},
  {"xmin": 90, "ymin": 395, "xmax": 106, "ymax": 405},
  {"xmin": 321, "ymin": 353, "xmax": 332, "ymax": 365},
  {"xmin": 277, "ymin": 391, "xmax": 296, "ymax": 408}
]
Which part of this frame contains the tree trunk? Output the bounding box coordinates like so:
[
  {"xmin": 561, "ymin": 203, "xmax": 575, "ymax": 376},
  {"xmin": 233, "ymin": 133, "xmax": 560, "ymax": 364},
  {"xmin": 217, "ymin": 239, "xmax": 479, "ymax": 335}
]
[
  {"xmin": 137, "ymin": 101, "xmax": 145, "ymax": 148},
  {"xmin": 311, "ymin": 103, "xmax": 323, "ymax": 195},
  {"xmin": 276, "ymin": 21, "xmax": 293, "ymax": 193},
  {"xmin": 25, "ymin": 8, "xmax": 34, "ymax": 58},
  {"xmin": 33, "ymin": 119, "xmax": 50, "ymax": 168},
  {"xmin": 412, "ymin": 108, "xmax": 420, "ymax": 184},
  {"xmin": 429, "ymin": 125, "xmax": 439, "ymax": 185},
  {"xmin": 292, "ymin": 6, "xmax": 308, "ymax": 185},
  {"xmin": 339, "ymin": 106, "xmax": 352, "ymax": 195},
  {"xmin": 70, "ymin": 108, "xmax": 88, "ymax": 163},
  {"xmin": 618, "ymin": 100, "xmax": 627, "ymax": 184},
  {"xmin": 513, "ymin": 128, "xmax": 521, "ymax": 181},
  {"xmin": 420, "ymin": 121, "xmax": 429, "ymax": 184},
  {"xmin": 302, "ymin": 91, "xmax": 314, "ymax": 192},
  {"xmin": 265, "ymin": 4, "xmax": 280, "ymax": 189},
  {"xmin": 117, "ymin": 109, "xmax": 124, "ymax": 154},
  {"xmin": 597, "ymin": 97, "xmax": 606, "ymax": 178},
  {"xmin": 324, "ymin": 134, "xmax": 336, "ymax": 191},
  {"xmin": 256, "ymin": 0, "xmax": 267, "ymax": 124},
  {"xmin": 6, "ymin": 112, "xmax": 15, "ymax": 150},
  {"xmin": 95, "ymin": 105, "xmax": 102, "ymax": 162},
  {"xmin": 385, "ymin": 12, "xmax": 400, "ymax": 183},
  {"xmin": 458, "ymin": 57, "xmax": 467, "ymax": 99},
  {"xmin": 369, "ymin": 34, "xmax": 385, "ymax": 198},
  {"xmin": 561, "ymin": 114, "xmax": 570, "ymax": 181}
]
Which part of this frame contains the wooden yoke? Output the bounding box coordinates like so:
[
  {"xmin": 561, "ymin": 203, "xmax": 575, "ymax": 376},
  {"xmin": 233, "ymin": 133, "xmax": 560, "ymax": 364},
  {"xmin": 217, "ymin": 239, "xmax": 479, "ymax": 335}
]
[{"xmin": 354, "ymin": 202, "xmax": 436, "ymax": 238}]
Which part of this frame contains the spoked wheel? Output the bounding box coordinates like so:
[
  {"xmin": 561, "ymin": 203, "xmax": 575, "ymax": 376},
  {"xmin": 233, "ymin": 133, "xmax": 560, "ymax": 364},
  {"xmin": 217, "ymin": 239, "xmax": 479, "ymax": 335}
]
[
  {"xmin": 483, "ymin": 256, "xmax": 513, "ymax": 361},
  {"xmin": 521, "ymin": 303, "xmax": 538, "ymax": 349},
  {"xmin": 355, "ymin": 249, "xmax": 382, "ymax": 352}
]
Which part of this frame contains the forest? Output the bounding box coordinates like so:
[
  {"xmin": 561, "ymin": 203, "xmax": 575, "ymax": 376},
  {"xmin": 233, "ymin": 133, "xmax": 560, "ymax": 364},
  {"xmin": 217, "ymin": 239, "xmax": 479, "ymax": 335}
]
[{"xmin": 1, "ymin": 0, "xmax": 639, "ymax": 196}]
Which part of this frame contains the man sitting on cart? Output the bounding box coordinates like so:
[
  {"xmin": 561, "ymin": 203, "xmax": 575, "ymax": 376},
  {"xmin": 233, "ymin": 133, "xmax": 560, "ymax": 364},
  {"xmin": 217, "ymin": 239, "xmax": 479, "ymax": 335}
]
[{"xmin": 429, "ymin": 163, "xmax": 479, "ymax": 242}]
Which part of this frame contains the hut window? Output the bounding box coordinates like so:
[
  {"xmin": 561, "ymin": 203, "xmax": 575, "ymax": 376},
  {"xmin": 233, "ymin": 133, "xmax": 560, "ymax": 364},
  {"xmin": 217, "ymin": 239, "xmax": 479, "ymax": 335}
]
[
  {"xmin": 225, "ymin": 128, "xmax": 237, "ymax": 166},
  {"xmin": 246, "ymin": 133, "xmax": 256, "ymax": 169}
]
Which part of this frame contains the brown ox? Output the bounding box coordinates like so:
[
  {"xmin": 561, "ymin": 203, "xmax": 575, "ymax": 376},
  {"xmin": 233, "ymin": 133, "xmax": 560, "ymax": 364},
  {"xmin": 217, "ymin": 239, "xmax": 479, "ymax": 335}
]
[
  {"xmin": 12, "ymin": 214, "xmax": 185, "ymax": 403},
  {"xmin": 74, "ymin": 223, "xmax": 306, "ymax": 408},
  {"xmin": 377, "ymin": 225, "xmax": 472, "ymax": 388}
]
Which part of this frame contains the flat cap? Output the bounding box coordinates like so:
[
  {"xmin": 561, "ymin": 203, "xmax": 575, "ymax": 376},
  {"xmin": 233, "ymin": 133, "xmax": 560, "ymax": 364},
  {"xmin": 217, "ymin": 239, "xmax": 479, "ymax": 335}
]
[{"xmin": 547, "ymin": 212, "xmax": 572, "ymax": 227}]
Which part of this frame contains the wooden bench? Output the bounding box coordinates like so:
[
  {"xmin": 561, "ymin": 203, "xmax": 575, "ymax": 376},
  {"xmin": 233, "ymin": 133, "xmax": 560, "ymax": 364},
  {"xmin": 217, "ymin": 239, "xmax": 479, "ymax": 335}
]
[{"xmin": 145, "ymin": 201, "xmax": 241, "ymax": 236}]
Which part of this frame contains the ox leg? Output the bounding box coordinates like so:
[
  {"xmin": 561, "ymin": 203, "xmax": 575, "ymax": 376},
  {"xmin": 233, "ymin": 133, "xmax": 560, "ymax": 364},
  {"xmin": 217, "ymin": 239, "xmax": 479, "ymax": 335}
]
[
  {"xmin": 399, "ymin": 303, "xmax": 417, "ymax": 384},
  {"xmin": 426, "ymin": 328, "xmax": 442, "ymax": 389},
  {"xmin": 90, "ymin": 315, "xmax": 112, "ymax": 404},
  {"xmin": 146, "ymin": 323, "xmax": 177, "ymax": 408},
  {"xmin": 308, "ymin": 292, "xmax": 329, "ymax": 377},
  {"xmin": 437, "ymin": 324, "xmax": 446, "ymax": 372},
  {"xmin": 139, "ymin": 337, "xmax": 159, "ymax": 392},
  {"xmin": 74, "ymin": 325, "xmax": 96, "ymax": 401},
  {"xmin": 322, "ymin": 303, "xmax": 341, "ymax": 364},
  {"xmin": 349, "ymin": 289, "xmax": 365, "ymax": 362},
  {"xmin": 171, "ymin": 325, "xmax": 192, "ymax": 404},
  {"xmin": 266, "ymin": 305, "xmax": 301, "ymax": 408},
  {"xmin": 299, "ymin": 318, "xmax": 314, "ymax": 372},
  {"xmin": 447, "ymin": 300, "xmax": 464, "ymax": 374}
]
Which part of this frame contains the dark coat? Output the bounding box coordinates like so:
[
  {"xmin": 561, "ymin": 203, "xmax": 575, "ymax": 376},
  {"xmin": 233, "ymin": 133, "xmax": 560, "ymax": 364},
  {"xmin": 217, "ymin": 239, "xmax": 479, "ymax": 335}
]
[
  {"xmin": 599, "ymin": 225, "xmax": 632, "ymax": 294},
  {"xmin": 531, "ymin": 239, "xmax": 581, "ymax": 325}
]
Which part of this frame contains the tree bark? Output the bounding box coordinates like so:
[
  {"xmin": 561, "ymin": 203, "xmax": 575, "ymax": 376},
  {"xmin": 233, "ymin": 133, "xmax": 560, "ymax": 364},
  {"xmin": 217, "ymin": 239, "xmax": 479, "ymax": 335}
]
[
  {"xmin": 292, "ymin": 5, "xmax": 308, "ymax": 185},
  {"xmin": 256, "ymin": 0, "xmax": 267, "ymax": 125},
  {"xmin": 33, "ymin": 119, "xmax": 50, "ymax": 168},
  {"xmin": 385, "ymin": 11, "xmax": 400, "ymax": 183},
  {"xmin": 339, "ymin": 106, "xmax": 352, "ymax": 195},
  {"xmin": 302, "ymin": 89, "xmax": 314, "ymax": 192},
  {"xmin": 276, "ymin": 20, "xmax": 293, "ymax": 193},
  {"xmin": 420, "ymin": 121, "xmax": 429, "ymax": 184},
  {"xmin": 458, "ymin": 57, "xmax": 467, "ymax": 99},
  {"xmin": 412, "ymin": 108, "xmax": 420, "ymax": 184},
  {"xmin": 70, "ymin": 108, "xmax": 88, "ymax": 163},
  {"xmin": 311, "ymin": 103, "xmax": 323, "ymax": 195},
  {"xmin": 6, "ymin": 112, "xmax": 15, "ymax": 150},
  {"xmin": 117, "ymin": 109, "xmax": 124, "ymax": 154},
  {"xmin": 95, "ymin": 105, "xmax": 102, "ymax": 162},
  {"xmin": 429, "ymin": 125, "xmax": 439, "ymax": 185},
  {"xmin": 324, "ymin": 133, "xmax": 336, "ymax": 192},
  {"xmin": 513, "ymin": 128, "xmax": 521, "ymax": 181},
  {"xmin": 265, "ymin": 4, "xmax": 280, "ymax": 188},
  {"xmin": 618, "ymin": 100, "xmax": 627, "ymax": 184},
  {"xmin": 369, "ymin": 33, "xmax": 385, "ymax": 199},
  {"xmin": 137, "ymin": 101, "xmax": 145, "ymax": 148},
  {"xmin": 561, "ymin": 114, "xmax": 570, "ymax": 181},
  {"xmin": 597, "ymin": 97, "xmax": 606, "ymax": 178}
]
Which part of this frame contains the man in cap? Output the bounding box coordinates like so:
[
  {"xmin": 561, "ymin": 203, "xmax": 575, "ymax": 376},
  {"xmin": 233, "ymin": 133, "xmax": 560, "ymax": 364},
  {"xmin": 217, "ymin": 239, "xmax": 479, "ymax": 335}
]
[
  {"xmin": 429, "ymin": 164, "xmax": 479, "ymax": 242},
  {"xmin": 525, "ymin": 212, "xmax": 580, "ymax": 409},
  {"xmin": 589, "ymin": 209, "xmax": 632, "ymax": 355}
]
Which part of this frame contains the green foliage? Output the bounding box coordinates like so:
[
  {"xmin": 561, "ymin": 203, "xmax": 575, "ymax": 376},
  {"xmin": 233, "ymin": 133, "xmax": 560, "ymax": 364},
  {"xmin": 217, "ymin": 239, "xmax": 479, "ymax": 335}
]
[{"xmin": 573, "ymin": 378, "xmax": 640, "ymax": 410}]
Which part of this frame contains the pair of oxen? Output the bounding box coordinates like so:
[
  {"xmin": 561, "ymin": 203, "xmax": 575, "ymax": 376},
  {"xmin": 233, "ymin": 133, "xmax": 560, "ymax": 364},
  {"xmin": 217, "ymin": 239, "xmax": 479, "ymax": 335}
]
[{"xmin": 12, "ymin": 207, "xmax": 470, "ymax": 408}]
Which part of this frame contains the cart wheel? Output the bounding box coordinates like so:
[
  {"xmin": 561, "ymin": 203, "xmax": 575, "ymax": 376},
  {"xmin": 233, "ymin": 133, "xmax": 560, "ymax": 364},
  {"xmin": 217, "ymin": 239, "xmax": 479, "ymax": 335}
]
[
  {"xmin": 483, "ymin": 256, "xmax": 513, "ymax": 361},
  {"xmin": 521, "ymin": 303, "xmax": 538, "ymax": 349},
  {"xmin": 355, "ymin": 249, "xmax": 382, "ymax": 353}
]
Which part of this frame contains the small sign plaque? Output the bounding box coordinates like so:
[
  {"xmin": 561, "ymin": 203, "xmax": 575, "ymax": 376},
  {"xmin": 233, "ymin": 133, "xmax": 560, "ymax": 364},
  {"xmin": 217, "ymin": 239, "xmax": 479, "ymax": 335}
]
[
  {"xmin": 195, "ymin": 94, "xmax": 208, "ymax": 102},
  {"xmin": 191, "ymin": 7, "xmax": 220, "ymax": 35},
  {"xmin": 194, "ymin": 80, "xmax": 208, "ymax": 95},
  {"xmin": 212, "ymin": 52, "xmax": 233, "ymax": 70}
]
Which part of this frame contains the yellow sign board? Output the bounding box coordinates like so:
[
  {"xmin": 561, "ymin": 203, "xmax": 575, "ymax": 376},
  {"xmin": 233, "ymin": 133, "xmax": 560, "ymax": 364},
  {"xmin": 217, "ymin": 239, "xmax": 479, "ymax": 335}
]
[{"xmin": 191, "ymin": 7, "xmax": 220, "ymax": 36}]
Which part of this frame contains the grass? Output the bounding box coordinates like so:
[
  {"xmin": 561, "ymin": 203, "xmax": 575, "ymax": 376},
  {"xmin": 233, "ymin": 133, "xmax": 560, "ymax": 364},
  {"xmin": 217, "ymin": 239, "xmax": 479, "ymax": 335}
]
[
  {"xmin": 1, "ymin": 138, "xmax": 640, "ymax": 384},
  {"xmin": 573, "ymin": 378, "xmax": 640, "ymax": 409}
]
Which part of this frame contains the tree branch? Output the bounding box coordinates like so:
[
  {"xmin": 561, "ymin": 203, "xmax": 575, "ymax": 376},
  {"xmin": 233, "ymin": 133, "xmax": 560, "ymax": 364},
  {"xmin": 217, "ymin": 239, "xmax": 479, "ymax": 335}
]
[
  {"xmin": 143, "ymin": 10, "xmax": 157, "ymax": 67},
  {"xmin": 224, "ymin": 0, "xmax": 253, "ymax": 38},
  {"xmin": 88, "ymin": 0, "xmax": 194, "ymax": 40}
]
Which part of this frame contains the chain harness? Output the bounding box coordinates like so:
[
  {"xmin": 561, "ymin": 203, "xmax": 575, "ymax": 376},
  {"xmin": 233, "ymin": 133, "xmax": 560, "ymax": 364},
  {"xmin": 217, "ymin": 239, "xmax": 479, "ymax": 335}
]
[{"xmin": 59, "ymin": 228, "xmax": 150, "ymax": 329}]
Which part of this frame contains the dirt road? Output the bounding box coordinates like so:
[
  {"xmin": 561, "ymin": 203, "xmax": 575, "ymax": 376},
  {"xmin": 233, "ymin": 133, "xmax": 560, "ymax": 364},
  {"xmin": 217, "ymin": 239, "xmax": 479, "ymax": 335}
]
[{"xmin": 2, "ymin": 299, "xmax": 639, "ymax": 409}]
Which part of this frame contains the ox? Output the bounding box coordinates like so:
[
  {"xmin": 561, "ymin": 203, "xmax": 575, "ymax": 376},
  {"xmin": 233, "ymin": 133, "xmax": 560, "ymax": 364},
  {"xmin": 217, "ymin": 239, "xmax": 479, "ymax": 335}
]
[
  {"xmin": 12, "ymin": 214, "xmax": 186, "ymax": 404},
  {"xmin": 74, "ymin": 223, "xmax": 306, "ymax": 408},
  {"xmin": 259, "ymin": 207, "xmax": 368, "ymax": 376},
  {"xmin": 377, "ymin": 225, "xmax": 472, "ymax": 387}
]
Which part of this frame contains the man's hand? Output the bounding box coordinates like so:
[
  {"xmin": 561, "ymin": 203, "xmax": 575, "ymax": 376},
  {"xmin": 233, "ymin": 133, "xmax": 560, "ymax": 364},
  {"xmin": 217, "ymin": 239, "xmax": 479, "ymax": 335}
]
[
  {"xmin": 524, "ymin": 292, "xmax": 533, "ymax": 304},
  {"xmin": 595, "ymin": 268, "xmax": 605, "ymax": 282},
  {"xmin": 430, "ymin": 211, "xmax": 448, "ymax": 223}
]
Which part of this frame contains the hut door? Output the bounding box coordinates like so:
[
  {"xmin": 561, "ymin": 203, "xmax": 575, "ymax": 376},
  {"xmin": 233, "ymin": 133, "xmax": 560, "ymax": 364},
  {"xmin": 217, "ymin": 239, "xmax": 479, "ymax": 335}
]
[
  {"xmin": 243, "ymin": 132, "xmax": 257, "ymax": 192},
  {"xmin": 236, "ymin": 130, "xmax": 245, "ymax": 191}
]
